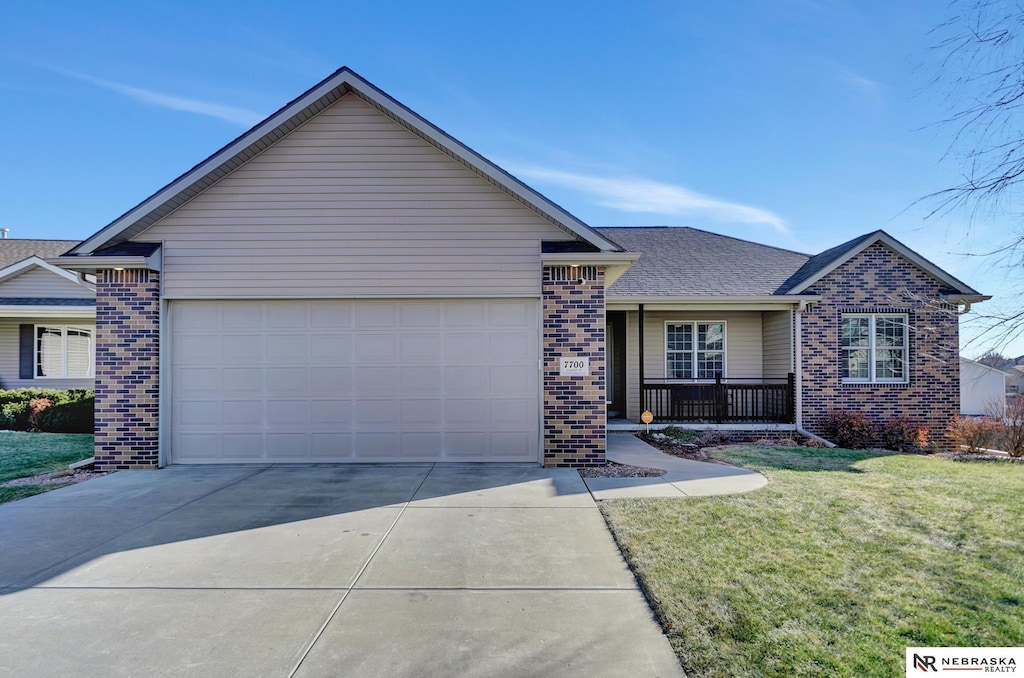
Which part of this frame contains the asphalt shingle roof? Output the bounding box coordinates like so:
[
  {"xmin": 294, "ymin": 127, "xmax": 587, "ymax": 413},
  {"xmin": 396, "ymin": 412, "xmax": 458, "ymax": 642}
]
[
  {"xmin": 597, "ymin": 227, "xmax": 811, "ymax": 297},
  {"xmin": 0, "ymin": 239, "xmax": 81, "ymax": 270},
  {"xmin": 775, "ymin": 231, "xmax": 879, "ymax": 294}
]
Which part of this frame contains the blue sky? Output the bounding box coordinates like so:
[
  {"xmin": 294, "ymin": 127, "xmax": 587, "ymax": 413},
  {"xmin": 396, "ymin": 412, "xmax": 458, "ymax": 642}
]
[{"xmin": 1, "ymin": 0, "xmax": 1019, "ymax": 356}]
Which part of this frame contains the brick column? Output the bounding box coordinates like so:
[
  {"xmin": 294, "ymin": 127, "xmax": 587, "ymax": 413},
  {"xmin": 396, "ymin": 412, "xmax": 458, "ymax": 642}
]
[
  {"xmin": 542, "ymin": 266, "xmax": 606, "ymax": 467},
  {"xmin": 94, "ymin": 269, "xmax": 161, "ymax": 470}
]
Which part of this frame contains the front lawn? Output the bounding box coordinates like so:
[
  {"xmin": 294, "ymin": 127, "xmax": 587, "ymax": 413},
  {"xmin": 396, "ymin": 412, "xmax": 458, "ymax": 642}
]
[
  {"xmin": 0, "ymin": 432, "xmax": 94, "ymax": 504},
  {"xmin": 601, "ymin": 446, "xmax": 1024, "ymax": 677}
]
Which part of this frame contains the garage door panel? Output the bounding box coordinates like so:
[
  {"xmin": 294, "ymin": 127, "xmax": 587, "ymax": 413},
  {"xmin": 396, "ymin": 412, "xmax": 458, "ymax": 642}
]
[
  {"xmin": 310, "ymin": 367, "xmax": 352, "ymax": 395},
  {"xmin": 310, "ymin": 303, "xmax": 353, "ymax": 328},
  {"xmin": 222, "ymin": 304, "xmax": 263, "ymax": 329},
  {"xmin": 355, "ymin": 303, "xmax": 397, "ymax": 327},
  {"xmin": 223, "ymin": 401, "xmax": 263, "ymax": 426},
  {"xmin": 310, "ymin": 400, "xmax": 352, "ymax": 425},
  {"xmin": 266, "ymin": 334, "xmax": 309, "ymax": 361},
  {"xmin": 222, "ymin": 368, "xmax": 263, "ymax": 392},
  {"xmin": 399, "ymin": 303, "xmax": 441, "ymax": 327},
  {"xmin": 170, "ymin": 300, "xmax": 539, "ymax": 463},
  {"xmin": 309, "ymin": 334, "xmax": 353, "ymax": 362},
  {"xmin": 220, "ymin": 335, "xmax": 264, "ymax": 363},
  {"xmin": 266, "ymin": 367, "xmax": 309, "ymax": 393}
]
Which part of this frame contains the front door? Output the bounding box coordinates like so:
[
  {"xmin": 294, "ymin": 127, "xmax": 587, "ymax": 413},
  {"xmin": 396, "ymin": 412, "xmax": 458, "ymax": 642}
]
[{"xmin": 606, "ymin": 311, "xmax": 627, "ymax": 418}]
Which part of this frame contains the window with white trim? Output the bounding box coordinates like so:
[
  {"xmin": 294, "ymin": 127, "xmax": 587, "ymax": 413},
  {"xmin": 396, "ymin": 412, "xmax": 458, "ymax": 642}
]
[
  {"xmin": 36, "ymin": 325, "xmax": 94, "ymax": 378},
  {"xmin": 839, "ymin": 314, "xmax": 908, "ymax": 383},
  {"xmin": 666, "ymin": 321, "xmax": 725, "ymax": 379}
]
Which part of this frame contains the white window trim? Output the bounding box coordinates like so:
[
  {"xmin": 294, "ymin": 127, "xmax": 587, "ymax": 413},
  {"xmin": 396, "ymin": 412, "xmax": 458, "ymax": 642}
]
[
  {"xmin": 663, "ymin": 320, "xmax": 728, "ymax": 381},
  {"xmin": 840, "ymin": 313, "xmax": 909, "ymax": 384},
  {"xmin": 35, "ymin": 324, "xmax": 95, "ymax": 379}
]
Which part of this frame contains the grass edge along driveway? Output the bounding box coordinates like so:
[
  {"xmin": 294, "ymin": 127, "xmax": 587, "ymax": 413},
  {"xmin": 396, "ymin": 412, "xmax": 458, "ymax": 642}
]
[
  {"xmin": 601, "ymin": 446, "xmax": 1024, "ymax": 678},
  {"xmin": 0, "ymin": 432, "xmax": 94, "ymax": 504}
]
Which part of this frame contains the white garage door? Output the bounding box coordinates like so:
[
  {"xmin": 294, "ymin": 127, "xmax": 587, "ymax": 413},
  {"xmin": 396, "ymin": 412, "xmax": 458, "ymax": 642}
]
[{"xmin": 169, "ymin": 299, "xmax": 540, "ymax": 463}]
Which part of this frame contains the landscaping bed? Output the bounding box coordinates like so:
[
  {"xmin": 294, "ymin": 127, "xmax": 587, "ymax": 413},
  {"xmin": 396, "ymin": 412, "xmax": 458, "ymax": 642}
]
[{"xmin": 600, "ymin": 445, "xmax": 1024, "ymax": 677}]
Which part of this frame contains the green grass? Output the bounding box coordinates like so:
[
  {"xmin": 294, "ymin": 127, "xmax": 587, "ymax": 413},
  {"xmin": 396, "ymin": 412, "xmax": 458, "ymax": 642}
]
[
  {"xmin": 0, "ymin": 432, "xmax": 94, "ymax": 504},
  {"xmin": 601, "ymin": 446, "xmax": 1024, "ymax": 677}
]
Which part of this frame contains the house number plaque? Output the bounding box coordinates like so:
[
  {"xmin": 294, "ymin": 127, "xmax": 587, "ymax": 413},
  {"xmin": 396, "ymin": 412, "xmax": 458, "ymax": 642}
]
[{"xmin": 559, "ymin": 357, "xmax": 590, "ymax": 377}]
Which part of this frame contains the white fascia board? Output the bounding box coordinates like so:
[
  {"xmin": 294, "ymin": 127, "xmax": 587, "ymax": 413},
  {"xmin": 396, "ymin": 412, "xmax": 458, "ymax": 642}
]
[
  {"xmin": 788, "ymin": 232, "xmax": 982, "ymax": 295},
  {"xmin": 72, "ymin": 67, "xmax": 620, "ymax": 255},
  {"xmin": 47, "ymin": 251, "xmax": 161, "ymax": 273},
  {"xmin": 0, "ymin": 256, "xmax": 84, "ymax": 286},
  {"xmin": 0, "ymin": 306, "xmax": 95, "ymax": 318}
]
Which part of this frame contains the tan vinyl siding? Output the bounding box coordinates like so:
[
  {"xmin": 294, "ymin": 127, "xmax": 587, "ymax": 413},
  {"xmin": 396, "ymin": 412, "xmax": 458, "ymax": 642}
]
[
  {"xmin": 134, "ymin": 93, "xmax": 571, "ymax": 299},
  {"xmin": 0, "ymin": 268, "xmax": 94, "ymax": 298},
  {"xmin": 624, "ymin": 310, "xmax": 765, "ymax": 419},
  {"xmin": 0, "ymin": 317, "xmax": 95, "ymax": 390},
  {"xmin": 761, "ymin": 310, "xmax": 793, "ymax": 378},
  {"xmin": 643, "ymin": 311, "xmax": 763, "ymax": 380}
]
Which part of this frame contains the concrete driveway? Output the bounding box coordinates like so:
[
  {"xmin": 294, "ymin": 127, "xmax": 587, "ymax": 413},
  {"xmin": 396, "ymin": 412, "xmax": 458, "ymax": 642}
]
[{"xmin": 0, "ymin": 464, "xmax": 683, "ymax": 677}]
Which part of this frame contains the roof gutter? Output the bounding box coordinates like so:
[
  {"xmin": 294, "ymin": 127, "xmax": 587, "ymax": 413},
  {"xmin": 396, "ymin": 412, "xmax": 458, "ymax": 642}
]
[{"xmin": 942, "ymin": 294, "xmax": 992, "ymax": 314}]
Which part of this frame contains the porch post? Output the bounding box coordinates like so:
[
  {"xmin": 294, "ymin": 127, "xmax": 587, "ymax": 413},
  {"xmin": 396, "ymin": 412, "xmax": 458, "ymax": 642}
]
[{"xmin": 638, "ymin": 303, "xmax": 645, "ymax": 417}]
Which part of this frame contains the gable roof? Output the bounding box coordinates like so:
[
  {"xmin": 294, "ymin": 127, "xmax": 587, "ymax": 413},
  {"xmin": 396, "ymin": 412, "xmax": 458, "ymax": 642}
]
[
  {"xmin": 0, "ymin": 239, "xmax": 80, "ymax": 269},
  {"xmin": 597, "ymin": 227, "xmax": 810, "ymax": 297},
  {"xmin": 68, "ymin": 67, "xmax": 621, "ymax": 256},
  {"xmin": 777, "ymin": 229, "xmax": 982, "ymax": 295}
]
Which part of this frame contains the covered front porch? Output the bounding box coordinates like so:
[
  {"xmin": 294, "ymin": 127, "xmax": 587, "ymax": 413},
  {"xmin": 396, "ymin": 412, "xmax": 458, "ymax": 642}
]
[{"xmin": 606, "ymin": 299, "xmax": 800, "ymax": 427}]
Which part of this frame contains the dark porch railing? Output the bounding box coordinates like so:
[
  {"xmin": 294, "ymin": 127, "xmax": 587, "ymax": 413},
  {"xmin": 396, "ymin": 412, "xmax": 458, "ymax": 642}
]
[{"xmin": 642, "ymin": 374, "xmax": 795, "ymax": 424}]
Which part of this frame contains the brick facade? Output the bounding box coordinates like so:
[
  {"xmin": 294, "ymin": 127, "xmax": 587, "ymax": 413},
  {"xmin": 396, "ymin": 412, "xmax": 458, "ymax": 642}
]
[
  {"xmin": 800, "ymin": 243, "xmax": 959, "ymax": 450},
  {"xmin": 542, "ymin": 266, "xmax": 606, "ymax": 467},
  {"xmin": 94, "ymin": 269, "xmax": 161, "ymax": 470}
]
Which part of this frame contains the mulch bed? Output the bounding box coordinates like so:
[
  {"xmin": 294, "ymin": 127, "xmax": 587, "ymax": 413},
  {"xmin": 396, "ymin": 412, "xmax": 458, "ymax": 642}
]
[
  {"xmin": 636, "ymin": 432, "xmax": 740, "ymax": 466},
  {"xmin": 578, "ymin": 460, "xmax": 666, "ymax": 478}
]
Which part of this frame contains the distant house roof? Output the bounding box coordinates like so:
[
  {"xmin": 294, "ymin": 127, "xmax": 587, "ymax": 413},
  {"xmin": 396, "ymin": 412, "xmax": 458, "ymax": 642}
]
[
  {"xmin": 596, "ymin": 227, "xmax": 810, "ymax": 297},
  {"xmin": 0, "ymin": 239, "xmax": 80, "ymax": 270}
]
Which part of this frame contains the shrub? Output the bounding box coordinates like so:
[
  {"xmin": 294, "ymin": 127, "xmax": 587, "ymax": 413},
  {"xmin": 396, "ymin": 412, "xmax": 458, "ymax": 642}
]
[
  {"xmin": 0, "ymin": 389, "xmax": 93, "ymax": 432},
  {"xmin": 27, "ymin": 398, "xmax": 53, "ymax": 431},
  {"xmin": 945, "ymin": 416, "xmax": 1004, "ymax": 454},
  {"xmin": 39, "ymin": 399, "xmax": 94, "ymax": 433},
  {"xmin": 696, "ymin": 429, "xmax": 730, "ymax": 447},
  {"xmin": 822, "ymin": 410, "xmax": 876, "ymax": 449},
  {"xmin": 662, "ymin": 426, "xmax": 700, "ymax": 443},
  {"xmin": 996, "ymin": 397, "xmax": 1024, "ymax": 458},
  {"xmin": 880, "ymin": 417, "xmax": 930, "ymax": 452},
  {"xmin": 1, "ymin": 401, "xmax": 30, "ymax": 430}
]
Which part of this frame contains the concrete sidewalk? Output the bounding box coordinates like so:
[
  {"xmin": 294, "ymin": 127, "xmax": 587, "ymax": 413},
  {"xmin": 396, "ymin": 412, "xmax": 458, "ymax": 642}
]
[
  {"xmin": 0, "ymin": 464, "xmax": 683, "ymax": 678},
  {"xmin": 582, "ymin": 433, "xmax": 768, "ymax": 500}
]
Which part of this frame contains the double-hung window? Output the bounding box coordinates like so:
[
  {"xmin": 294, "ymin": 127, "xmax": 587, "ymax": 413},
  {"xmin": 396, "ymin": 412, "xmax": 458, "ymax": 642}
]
[
  {"xmin": 666, "ymin": 321, "xmax": 725, "ymax": 379},
  {"xmin": 839, "ymin": 314, "xmax": 908, "ymax": 383},
  {"xmin": 36, "ymin": 325, "xmax": 94, "ymax": 378}
]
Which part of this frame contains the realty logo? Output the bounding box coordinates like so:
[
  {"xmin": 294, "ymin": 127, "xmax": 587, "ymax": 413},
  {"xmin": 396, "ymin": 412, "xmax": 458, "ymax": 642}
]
[
  {"xmin": 913, "ymin": 654, "xmax": 937, "ymax": 672},
  {"xmin": 906, "ymin": 647, "xmax": 1022, "ymax": 676}
]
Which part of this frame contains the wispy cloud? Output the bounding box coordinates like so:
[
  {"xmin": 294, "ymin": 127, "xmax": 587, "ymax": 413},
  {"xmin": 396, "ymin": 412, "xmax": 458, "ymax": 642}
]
[
  {"xmin": 509, "ymin": 165, "xmax": 788, "ymax": 233},
  {"xmin": 58, "ymin": 69, "xmax": 263, "ymax": 127},
  {"xmin": 840, "ymin": 69, "xmax": 883, "ymax": 106}
]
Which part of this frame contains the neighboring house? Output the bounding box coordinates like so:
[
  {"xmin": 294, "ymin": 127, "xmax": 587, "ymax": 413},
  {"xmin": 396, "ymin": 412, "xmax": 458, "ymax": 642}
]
[
  {"xmin": 0, "ymin": 239, "xmax": 95, "ymax": 390},
  {"xmin": 49, "ymin": 67, "xmax": 988, "ymax": 470},
  {"xmin": 959, "ymin": 357, "xmax": 1008, "ymax": 417},
  {"xmin": 1005, "ymin": 365, "xmax": 1024, "ymax": 397}
]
